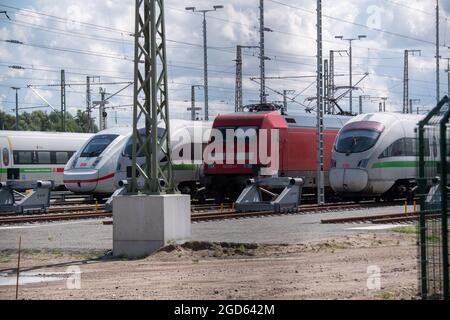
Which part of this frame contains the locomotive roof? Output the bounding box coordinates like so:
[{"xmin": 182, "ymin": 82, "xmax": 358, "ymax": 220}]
[
  {"xmin": 346, "ymin": 112, "xmax": 424, "ymax": 126},
  {"xmin": 214, "ymin": 112, "xmax": 351, "ymax": 129}
]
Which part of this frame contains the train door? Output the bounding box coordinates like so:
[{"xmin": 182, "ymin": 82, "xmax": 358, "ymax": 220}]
[{"xmin": 0, "ymin": 136, "xmax": 12, "ymax": 182}]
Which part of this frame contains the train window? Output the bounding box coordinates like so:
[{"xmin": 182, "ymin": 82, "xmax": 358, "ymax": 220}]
[
  {"xmin": 123, "ymin": 137, "xmax": 146, "ymax": 158},
  {"xmin": 14, "ymin": 151, "xmax": 34, "ymax": 164},
  {"xmin": 37, "ymin": 151, "xmax": 51, "ymax": 164},
  {"xmin": 2, "ymin": 148, "xmax": 9, "ymax": 166},
  {"xmin": 55, "ymin": 152, "xmax": 70, "ymax": 164},
  {"xmin": 379, "ymin": 138, "xmax": 420, "ymax": 159},
  {"xmin": 81, "ymin": 134, "xmax": 119, "ymax": 158},
  {"xmin": 335, "ymin": 129, "xmax": 381, "ymax": 154}
]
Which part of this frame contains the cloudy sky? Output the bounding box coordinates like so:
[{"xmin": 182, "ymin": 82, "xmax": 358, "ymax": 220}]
[{"xmin": 0, "ymin": 0, "xmax": 449, "ymax": 128}]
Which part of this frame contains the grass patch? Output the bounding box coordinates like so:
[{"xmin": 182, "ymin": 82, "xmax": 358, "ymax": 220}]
[
  {"xmin": 391, "ymin": 226, "xmax": 417, "ymax": 234},
  {"xmin": 0, "ymin": 249, "xmax": 105, "ymax": 262},
  {"xmin": 377, "ymin": 291, "xmax": 396, "ymax": 300}
]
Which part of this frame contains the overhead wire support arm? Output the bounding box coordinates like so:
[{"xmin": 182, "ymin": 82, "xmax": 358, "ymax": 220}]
[
  {"xmin": 27, "ymin": 85, "xmax": 58, "ymax": 113},
  {"xmin": 249, "ymin": 77, "xmax": 309, "ymax": 109}
]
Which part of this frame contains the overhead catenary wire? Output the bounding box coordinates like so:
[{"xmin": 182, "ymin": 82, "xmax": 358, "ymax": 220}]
[{"xmin": 0, "ymin": 1, "xmax": 447, "ymax": 117}]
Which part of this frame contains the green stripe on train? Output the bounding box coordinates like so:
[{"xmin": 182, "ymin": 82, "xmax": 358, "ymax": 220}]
[
  {"xmin": 0, "ymin": 168, "xmax": 54, "ymax": 173},
  {"xmin": 371, "ymin": 160, "xmax": 439, "ymax": 169},
  {"xmin": 372, "ymin": 161, "xmax": 417, "ymax": 169},
  {"xmin": 173, "ymin": 164, "xmax": 197, "ymax": 171}
]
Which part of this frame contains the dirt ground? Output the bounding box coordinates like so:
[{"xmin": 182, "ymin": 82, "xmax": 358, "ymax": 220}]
[{"xmin": 0, "ymin": 231, "xmax": 418, "ymax": 300}]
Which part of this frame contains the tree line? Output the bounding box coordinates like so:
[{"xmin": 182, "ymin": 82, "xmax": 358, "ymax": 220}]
[{"xmin": 0, "ymin": 110, "xmax": 99, "ymax": 133}]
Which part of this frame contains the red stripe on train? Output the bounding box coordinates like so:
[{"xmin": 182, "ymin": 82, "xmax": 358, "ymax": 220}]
[{"xmin": 64, "ymin": 173, "xmax": 115, "ymax": 184}]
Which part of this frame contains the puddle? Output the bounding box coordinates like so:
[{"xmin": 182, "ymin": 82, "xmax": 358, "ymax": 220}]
[{"xmin": 0, "ymin": 272, "xmax": 70, "ymax": 286}]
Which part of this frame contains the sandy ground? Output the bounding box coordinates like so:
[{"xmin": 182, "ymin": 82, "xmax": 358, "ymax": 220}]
[{"xmin": 0, "ymin": 231, "xmax": 418, "ymax": 300}]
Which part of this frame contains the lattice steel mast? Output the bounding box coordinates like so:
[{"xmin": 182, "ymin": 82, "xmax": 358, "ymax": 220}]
[
  {"xmin": 131, "ymin": 0, "xmax": 175, "ymax": 194},
  {"xmin": 316, "ymin": 0, "xmax": 324, "ymax": 205}
]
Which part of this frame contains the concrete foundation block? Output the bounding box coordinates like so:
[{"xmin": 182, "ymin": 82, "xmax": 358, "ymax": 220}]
[{"xmin": 113, "ymin": 194, "xmax": 191, "ymax": 258}]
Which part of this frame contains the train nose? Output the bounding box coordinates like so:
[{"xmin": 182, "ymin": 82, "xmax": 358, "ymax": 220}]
[
  {"xmin": 63, "ymin": 169, "xmax": 99, "ymax": 193},
  {"xmin": 330, "ymin": 168, "xmax": 368, "ymax": 193}
]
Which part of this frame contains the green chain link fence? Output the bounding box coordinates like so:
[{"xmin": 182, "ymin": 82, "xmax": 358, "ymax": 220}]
[{"xmin": 417, "ymin": 96, "xmax": 449, "ymax": 300}]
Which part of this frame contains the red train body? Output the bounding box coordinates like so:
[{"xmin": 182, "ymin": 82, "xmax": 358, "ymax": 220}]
[{"xmin": 201, "ymin": 111, "xmax": 350, "ymax": 200}]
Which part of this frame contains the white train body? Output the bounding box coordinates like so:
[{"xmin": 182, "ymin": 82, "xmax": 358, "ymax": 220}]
[
  {"xmin": 64, "ymin": 120, "xmax": 212, "ymax": 195},
  {"xmin": 0, "ymin": 130, "xmax": 93, "ymax": 188},
  {"xmin": 330, "ymin": 113, "xmax": 424, "ymax": 199}
]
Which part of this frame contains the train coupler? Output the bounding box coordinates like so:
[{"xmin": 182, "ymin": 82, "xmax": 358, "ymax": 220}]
[
  {"xmin": 235, "ymin": 177, "xmax": 304, "ymax": 213},
  {"xmin": 0, "ymin": 180, "xmax": 54, "ymax": 214}
]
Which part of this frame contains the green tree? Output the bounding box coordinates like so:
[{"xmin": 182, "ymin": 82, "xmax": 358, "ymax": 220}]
[{"xmin": 0, "ymin": 110, "xmax": 98, "ymax": 133}]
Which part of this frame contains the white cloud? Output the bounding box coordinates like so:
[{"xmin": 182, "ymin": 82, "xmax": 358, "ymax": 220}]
[{"xmin": 0, "ymin": 0, "xmax": 449, "ymax": 128}]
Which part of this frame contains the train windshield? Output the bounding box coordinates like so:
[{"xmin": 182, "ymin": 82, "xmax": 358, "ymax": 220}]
[
  {"xmin": 122, "ymin": 127, "xmax": 166, "ymax": 158},
  {"xmin": 335, "ymin": 129, "xmax": 381, "ymax": 154},
  {"xmin": 80, "ymin": 134, "xmax": 119, "ymax": 158}
]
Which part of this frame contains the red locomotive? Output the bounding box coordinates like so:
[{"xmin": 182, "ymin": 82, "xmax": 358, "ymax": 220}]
[{"xmin": 201, "ymin": 106, "xmax": 351, "ymax": 200}]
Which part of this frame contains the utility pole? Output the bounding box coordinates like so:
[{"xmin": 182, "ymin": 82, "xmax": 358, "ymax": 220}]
[
  {"xmin": 259, "ymin": 0, "xmax": 268, "ymax": 104},
  {"xmin": 236, "ymin": 45, "xmax": 243, "ymax": 112},
  {"xmin": 409, "ymin": 99, "xmax": 421, "ymax": 114},
  {"xmin": 373, "ymin": 97, "xmax": 387, "ymax": 112},
  {"xmin": 93, "ymin": 88, "xmax": 109, "ymax": 131},
  {"xmin": 86, "ymin": 76, "xmax": 100, "ymax": 132},
  {"xmin": 381, "ymin": 97, "xmax": 387, "ymax": 112},
  {"xmin": 60, "ymin": 69, "xmax": 66, "ymax": 132},
  {"xmin": 235, "ymin": 45, "xmax": 259, "ymax": 112},
  {"xmin": 100, "ymin": 88, "xmax": 107, "ymax": 131},
  {"xmin": 316, "ymin": 0, "xmax": 324, "ymax": 206},
  {"xmin": 358, "ymin": 95, "xmax": 371, "ymax": 114},
  {"xmin": 86, "ymin": 76, "xmax": 91, "ymax": 132},
  {"xmin": 403, "ymin": 50, "xmax": 421, "ymax": 113},
  {"xmin": 11, "ymin": 87, "xmax": 20, "ymax": 130},
  {"xmin": 186, "ymin": 5, "xmax": 223, "ymax": 121},
  {"xmin": 335, "ymin": 35, "xmax": 366, "ymax": 114},
  {"xmin": 328, "ymin": 51, "xmax": 334, "ymax": 114},
  {"xmin": 131, "ymin": 0, "xmax": 175, "ymax": 194},
  {"xmin": 328, "ymin": 50, "xmax": 347, "ymax": 114},
  {"xmin": 188, "ymin": 85, "xmax": 202, "ymax": 120},
  {"xmin": 436, "ymin": 0, "xmax": 440, "ymax": 103},
  {"xmin": 282, "ymin": 90, "xmax": 295, "ymax": 114},
  {"xmin": 324, "ymin": 59, "xmax": 329, "ymax": 117}
]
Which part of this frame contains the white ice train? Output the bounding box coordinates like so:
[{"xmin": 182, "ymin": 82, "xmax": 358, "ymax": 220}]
[
  {"xmin": 0, "ymin": 130, "xmax": 93, "ymax": 188},
  {"xmin": 64, "ymin": 120, "xmax": 212, "ymax": 196},
  {"xmin": 330, "ymin": 112, "xmax": 424, "ymax": 200}
]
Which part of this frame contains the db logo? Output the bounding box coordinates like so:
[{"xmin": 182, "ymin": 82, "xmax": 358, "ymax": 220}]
[{"xmin": 343, "ymin": 163, "xmax": 350, "ymax": 169}]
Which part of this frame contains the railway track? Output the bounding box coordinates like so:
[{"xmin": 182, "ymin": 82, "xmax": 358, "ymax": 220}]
[
  {"xmin": 0, "ymin": 200, "xmax": 409, "ymax": 225},
  {"xmin": 321, "ymin": 212, "xmax": 439, "ymax": 225}
]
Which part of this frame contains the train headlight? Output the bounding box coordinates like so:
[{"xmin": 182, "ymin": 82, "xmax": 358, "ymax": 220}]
[
  {"xmin": 207, "ymin": 164, "xmax": 215, "ymax": 169},
  {"xmin": 92, "ymin": 157, "xmax": 103, "ymax": 168},
  {"xmin": 358, "ymin": 159, "xmax": 370, "ymax": 168}
]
